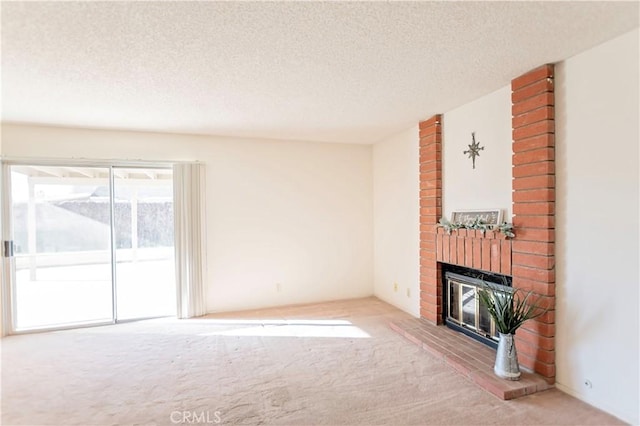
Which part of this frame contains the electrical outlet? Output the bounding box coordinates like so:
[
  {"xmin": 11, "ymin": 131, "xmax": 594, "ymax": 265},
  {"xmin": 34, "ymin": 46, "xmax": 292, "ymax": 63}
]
[
  {"xmin": 406, "ymin": 288, "xmax": 411, "ymax": 298},
  {"xmin": 276, "ymin": 283, "xmax": 282, "ymax": 292},
  {"xmin": 393, "ymin": 282, "xmax": 398, "ymax": 292}
]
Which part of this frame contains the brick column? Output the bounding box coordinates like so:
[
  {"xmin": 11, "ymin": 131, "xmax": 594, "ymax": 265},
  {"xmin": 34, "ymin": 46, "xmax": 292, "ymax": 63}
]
[
  {"xmin": 419, "ymin": 115, "xmax": 443, "ymax": 324},
  {"xmin": 511, "ymin": 64, "xmax": 556, "ymax": 382}
]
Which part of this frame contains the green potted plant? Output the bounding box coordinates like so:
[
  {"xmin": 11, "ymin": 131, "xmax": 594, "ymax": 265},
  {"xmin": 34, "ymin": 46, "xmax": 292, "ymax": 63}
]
[{"xmin": 477, "ymin": 282, "xmax": 549, "ymax": 380}]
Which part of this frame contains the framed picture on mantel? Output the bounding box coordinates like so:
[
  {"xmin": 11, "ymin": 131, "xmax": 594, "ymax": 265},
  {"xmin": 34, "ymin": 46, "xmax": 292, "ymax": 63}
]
[{"xmin": 451, "ymin": 209, "xmax": 503, "ymax": 226}]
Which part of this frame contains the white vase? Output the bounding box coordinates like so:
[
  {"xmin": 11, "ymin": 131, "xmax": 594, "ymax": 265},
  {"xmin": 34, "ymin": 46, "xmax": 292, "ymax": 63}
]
[{"xmin": 494, "ymin": 333, "xmax": 521, "ymax": 380}]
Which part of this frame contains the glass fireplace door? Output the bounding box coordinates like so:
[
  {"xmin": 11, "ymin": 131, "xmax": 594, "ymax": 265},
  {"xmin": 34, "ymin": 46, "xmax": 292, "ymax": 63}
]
[{"xmin": 446, "ymin": 273, "xmax": 502, "ymax": 343}]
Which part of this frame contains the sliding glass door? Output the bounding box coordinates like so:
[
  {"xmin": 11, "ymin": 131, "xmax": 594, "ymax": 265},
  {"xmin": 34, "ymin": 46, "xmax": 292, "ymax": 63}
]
[
  {"xmin": 4, "ymin": 163, "xmax": 175, "ymax": 332},
  {"xmin": 113, "ymin": 168, "xmax": 176, "ymax": 320},
  {"xmin": 9, "ymin": 165, "xmax": 113, "ymax": 330}
]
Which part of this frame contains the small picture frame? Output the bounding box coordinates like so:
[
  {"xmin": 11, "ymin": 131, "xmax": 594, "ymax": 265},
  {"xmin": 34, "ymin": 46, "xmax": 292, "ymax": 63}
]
[{"xmin": 451, "ymin": 209, "xmax": 503, "ymax": 227}]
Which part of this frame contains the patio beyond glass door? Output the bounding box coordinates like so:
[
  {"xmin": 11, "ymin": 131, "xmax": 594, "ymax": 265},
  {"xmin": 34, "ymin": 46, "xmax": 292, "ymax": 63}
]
[
  {"xmin": 6, "ymin": 164, "xmax": 176, "ymax": 332},
  {"xmin": 113, "ymin": 168, "xmax": 176, "ymax": 320},
  {"xmin": 9, "ymin": 166, "xmax": 113, "ymax": 330}
]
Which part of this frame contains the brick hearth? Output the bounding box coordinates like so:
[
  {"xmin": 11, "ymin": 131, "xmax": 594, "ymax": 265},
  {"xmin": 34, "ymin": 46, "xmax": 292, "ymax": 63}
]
[{"xmin": 390, "ymin": 318, "xmax": 552, "ymax": 400}]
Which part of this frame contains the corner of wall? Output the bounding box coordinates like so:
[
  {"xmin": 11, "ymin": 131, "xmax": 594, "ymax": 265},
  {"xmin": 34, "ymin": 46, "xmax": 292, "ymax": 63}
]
[{"xmin": 372, "ymin": 125, "xmax": 420, "ymax": 317}]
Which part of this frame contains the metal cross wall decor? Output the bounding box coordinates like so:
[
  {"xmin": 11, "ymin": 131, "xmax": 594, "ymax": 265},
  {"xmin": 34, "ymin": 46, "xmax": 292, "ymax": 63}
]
[{"xmin": 463, "ymin": 132, "xmax": 484, "ymax": 169}]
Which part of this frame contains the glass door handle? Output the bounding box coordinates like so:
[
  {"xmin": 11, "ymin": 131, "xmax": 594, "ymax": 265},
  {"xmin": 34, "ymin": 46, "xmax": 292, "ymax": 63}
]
[{"xmin": 3, "ymin": 240, "xmax": 14, "ymax": 258}]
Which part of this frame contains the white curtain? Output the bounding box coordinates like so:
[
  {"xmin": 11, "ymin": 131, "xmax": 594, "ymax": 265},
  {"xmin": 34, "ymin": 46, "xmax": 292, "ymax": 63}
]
[{"xmin": 173, "ymin": 163, "xmax": 207, "ymax": 318}]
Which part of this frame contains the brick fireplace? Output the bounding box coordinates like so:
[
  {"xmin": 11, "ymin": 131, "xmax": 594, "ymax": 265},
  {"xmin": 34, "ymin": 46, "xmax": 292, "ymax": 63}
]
[{"xmin": 419, "ymin": 64, "xmax": 556, "ymax": 382}]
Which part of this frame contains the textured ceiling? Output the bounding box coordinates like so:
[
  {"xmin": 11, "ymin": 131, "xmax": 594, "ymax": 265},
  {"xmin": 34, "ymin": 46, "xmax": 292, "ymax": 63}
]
[{"xmin": 2, "ymin": 1, "xmax": 638, "ymax": 144}]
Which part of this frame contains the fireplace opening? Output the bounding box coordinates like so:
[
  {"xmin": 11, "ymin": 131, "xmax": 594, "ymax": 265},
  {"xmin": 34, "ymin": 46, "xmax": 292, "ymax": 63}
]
[{"xmin": 441, "ymin": 264, "xmax": 512, "ymax": 349}]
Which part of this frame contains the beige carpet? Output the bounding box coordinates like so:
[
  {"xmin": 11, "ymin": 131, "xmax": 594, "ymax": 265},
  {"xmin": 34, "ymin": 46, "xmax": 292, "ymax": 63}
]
[{"xmin": 1, "ymin": 297, "xmax": 623, "ymax": 425}]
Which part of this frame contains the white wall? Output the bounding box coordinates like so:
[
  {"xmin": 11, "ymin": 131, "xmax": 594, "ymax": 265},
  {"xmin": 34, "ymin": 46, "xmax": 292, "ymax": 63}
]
[
  {"xmin": 372, "ymin": 126, "xmax": 420, "ymax": 316},
  {"xmin": 442, "ymin": 85, "xmax": 513, "ymax": 221},
  {"xmin": 555, "ymin": 28, "xmax": 639, "ymax": 425},
  {"xmin": 205, "ymin": 137, "xmax": 373, "ymax": 312},
  {"xmin": 0, "ymin": 124, "xmax": 374, "ymax": 313}
]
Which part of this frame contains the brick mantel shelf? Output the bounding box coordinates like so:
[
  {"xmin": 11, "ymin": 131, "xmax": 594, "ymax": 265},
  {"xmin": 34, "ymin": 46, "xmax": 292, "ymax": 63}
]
[{"xmin": 435, "ymin": 228, "xmax": 512, "ymax": 276}]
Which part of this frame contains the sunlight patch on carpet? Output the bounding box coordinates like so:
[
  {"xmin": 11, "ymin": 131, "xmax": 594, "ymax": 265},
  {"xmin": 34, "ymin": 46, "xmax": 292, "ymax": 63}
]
[{"xmin": 197, "ymin": 319, "xmax": 371, "ymax": 338}]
